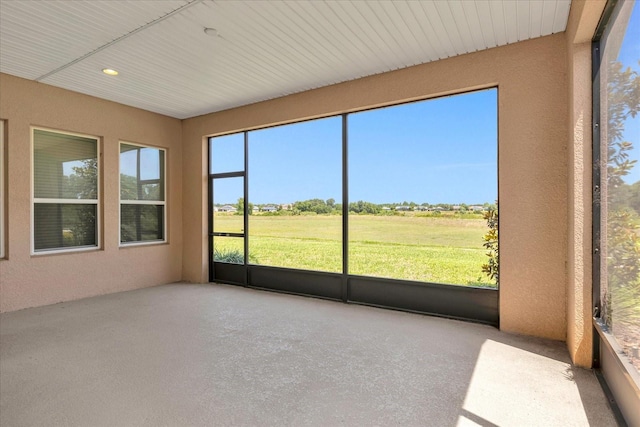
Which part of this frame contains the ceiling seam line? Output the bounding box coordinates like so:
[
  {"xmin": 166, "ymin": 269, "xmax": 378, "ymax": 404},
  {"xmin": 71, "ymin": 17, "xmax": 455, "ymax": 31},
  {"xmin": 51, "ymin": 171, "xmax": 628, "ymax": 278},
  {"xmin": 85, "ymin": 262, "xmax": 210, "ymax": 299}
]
[{"xmin": 34, "ymin": 0, "xmax": 206, "ymax": 82}]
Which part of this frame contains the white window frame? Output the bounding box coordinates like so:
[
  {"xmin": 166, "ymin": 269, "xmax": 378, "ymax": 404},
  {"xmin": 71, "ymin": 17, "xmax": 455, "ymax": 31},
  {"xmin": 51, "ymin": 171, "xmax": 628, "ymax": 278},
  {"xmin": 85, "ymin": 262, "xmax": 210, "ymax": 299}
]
[
  {"xmin": 119, "ymin": 141, "xmax": 167, "ymax": 247},
  {"xmin": 31, "ymin": 127, "xmax": 100, "ymax": 255},
  {"xmin": 0, "ymin": 120, "xmax": 5, "ymax": 259}
]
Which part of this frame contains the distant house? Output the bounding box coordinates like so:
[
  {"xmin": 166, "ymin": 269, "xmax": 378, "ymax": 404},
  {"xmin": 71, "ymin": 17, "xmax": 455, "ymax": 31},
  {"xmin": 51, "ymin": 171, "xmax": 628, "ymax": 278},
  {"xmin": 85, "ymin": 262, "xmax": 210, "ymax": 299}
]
[
  {"xmin": 414, "ymin": 206, "xmax": 428, "ymax": 211},
  {"xmin": 395, "ymin": 206, "xmax": 410, "ymax": 211},
  {"xmin": 218, "ymin": 205, "xmax": 237, "ymax": 212},
  {"xmin": 280, "ymin": 204, "xmax": 292, "ymax": 210},
  {"xmin": 381, "ymin": 206, "xmax": 391, "ymax": 211},
  {"xmin": 262, "ymin": 205, "xmax": 277, "ymax": 212},
  {"xmin": 452, "ymin": 205, "xmax": 461, "ymax": 211},
  {"xmin": 470, "ymin": 205, "xmax": 485, "ymax": 212}
]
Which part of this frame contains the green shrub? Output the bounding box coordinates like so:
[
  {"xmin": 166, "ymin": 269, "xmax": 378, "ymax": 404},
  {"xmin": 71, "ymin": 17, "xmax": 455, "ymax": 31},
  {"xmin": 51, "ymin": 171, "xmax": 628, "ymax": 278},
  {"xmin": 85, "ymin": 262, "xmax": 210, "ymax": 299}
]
[
  {"xmin": 213, "ymin": 248, "xmax": 244, "ymax": 264},
  {"xmin": 481, "ymin": 204, "xmax": 499, "ymax": 285}
]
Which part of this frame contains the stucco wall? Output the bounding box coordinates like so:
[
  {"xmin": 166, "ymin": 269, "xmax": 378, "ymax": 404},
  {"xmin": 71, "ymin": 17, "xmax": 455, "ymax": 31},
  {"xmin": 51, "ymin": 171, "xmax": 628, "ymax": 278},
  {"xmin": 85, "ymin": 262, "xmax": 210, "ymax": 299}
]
[
  {"xmin": 565, "ymin": 0, "xmax": 607, "ymax": 367},
  {"xmin": 183, "ymin": 34, "xmax": 570, "ymax": 340},
  {"xmin": 0, "ymin": 74, "xmax": 183, "ymax": 312}
]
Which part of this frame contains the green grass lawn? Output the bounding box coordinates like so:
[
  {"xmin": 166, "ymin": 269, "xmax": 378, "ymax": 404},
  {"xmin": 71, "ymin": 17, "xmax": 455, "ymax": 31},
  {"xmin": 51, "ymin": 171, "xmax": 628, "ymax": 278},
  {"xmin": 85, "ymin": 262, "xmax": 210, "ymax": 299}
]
[{"xmin": 213, "ymin": 213, "xmax": 496, "ymax": 288}]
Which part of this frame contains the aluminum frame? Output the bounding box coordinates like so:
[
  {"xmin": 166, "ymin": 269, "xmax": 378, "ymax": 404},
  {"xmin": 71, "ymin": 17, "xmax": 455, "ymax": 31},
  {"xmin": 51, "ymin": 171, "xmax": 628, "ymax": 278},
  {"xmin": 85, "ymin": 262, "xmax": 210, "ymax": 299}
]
[{"xmin": 208, "ymin": 91, "xmax": 499, "ymax": 326}]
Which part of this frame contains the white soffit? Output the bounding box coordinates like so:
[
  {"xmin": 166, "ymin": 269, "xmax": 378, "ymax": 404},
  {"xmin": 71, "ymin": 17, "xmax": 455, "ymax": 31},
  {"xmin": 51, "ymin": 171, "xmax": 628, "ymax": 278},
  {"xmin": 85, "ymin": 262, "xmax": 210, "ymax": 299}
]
[{"xmin": 0, "ymin": 0, "xmax": 572, "ymax": 119}]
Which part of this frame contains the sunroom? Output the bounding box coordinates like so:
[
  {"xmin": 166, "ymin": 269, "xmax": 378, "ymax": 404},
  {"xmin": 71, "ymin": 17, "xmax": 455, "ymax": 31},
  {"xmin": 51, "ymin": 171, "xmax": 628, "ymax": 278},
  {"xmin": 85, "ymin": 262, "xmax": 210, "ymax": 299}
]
[{"xmin": 0, "ymin": 0, "xmax": 638, "ymax": 425}]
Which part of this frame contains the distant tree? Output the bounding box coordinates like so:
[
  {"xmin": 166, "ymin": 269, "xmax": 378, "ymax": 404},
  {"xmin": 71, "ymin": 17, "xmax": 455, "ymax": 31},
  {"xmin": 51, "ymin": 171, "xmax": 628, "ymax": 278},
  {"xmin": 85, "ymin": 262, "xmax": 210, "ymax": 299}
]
[
  {"xmin": 294, "ymin": 198, "xmax": 332, "ymax": 214},
  {"xmin": 236, "ymin": 197, "xmax": 253, "ymax": 215},
  {"xmin": 349, "ymin": 200, "xmax": 380, "ymax": 214}
]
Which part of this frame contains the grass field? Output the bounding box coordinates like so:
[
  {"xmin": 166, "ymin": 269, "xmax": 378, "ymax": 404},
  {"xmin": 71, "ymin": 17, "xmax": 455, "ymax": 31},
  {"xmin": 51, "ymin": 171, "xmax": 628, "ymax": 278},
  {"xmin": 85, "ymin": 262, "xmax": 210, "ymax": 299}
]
[{"xmin": 214, "ymin": 213, "xmax": 496, "ymax": 288}]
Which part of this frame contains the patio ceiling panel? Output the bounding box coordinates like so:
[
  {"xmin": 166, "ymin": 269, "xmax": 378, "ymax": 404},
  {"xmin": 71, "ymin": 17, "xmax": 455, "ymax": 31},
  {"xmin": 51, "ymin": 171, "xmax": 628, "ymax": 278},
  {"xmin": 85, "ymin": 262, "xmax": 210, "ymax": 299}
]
[
  {"xmin": 0, "ymin": 0, "xmax": 572, "ymax": 119},
  {"xmin": 0, "ymin": 0, "xmax": 189, "ymax": 80}
]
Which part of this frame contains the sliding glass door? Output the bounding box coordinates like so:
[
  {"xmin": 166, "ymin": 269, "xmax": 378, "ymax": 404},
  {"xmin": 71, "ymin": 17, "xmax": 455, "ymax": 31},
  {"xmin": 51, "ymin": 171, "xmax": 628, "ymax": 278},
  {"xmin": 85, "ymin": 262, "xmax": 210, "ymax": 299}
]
[{"xmin": 209, "ymin": 133, "xmax": 247, "ymax": 285}]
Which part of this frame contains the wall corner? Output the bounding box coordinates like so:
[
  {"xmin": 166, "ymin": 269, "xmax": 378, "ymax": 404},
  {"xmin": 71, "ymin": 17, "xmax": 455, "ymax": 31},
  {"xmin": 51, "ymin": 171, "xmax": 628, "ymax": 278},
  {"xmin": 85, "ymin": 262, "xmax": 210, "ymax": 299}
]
[{"xmin": 564, "ymin": 0, "xmax": 606, "ymax": 368}]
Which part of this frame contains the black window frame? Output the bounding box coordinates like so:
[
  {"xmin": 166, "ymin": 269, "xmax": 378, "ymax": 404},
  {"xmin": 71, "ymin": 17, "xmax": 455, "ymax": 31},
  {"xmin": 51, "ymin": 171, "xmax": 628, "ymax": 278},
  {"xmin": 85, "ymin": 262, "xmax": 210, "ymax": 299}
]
[{"xmin": 208, "ymin": 88, "xmax": 499, "ymax": 326}]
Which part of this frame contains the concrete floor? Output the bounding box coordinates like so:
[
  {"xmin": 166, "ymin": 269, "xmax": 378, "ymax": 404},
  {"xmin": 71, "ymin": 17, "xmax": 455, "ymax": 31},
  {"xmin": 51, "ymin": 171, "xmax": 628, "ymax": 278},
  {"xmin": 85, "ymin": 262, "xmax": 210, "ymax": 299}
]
[{"xmin": 1, "ymin": 283, "xmax": 617, "ymax": 426}]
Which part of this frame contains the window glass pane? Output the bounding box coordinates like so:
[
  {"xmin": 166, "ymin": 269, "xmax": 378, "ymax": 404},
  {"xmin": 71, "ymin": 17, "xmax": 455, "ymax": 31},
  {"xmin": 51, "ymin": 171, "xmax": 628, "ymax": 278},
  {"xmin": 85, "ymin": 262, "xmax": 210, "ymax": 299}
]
[
  {"xmin": 34, "ymin": 129, "xmax": 97, "ymax": 200},
  {"xmin": 213, "ymin": 236, "xmax": 244, "ymax": 264},
  {"xmin": 600, "ymin": 0, "xmax": 640, "ymax": 375},
  {"xmin": 34, "ymin": 204, "xmax": 97, "ymax": 250},
  {"xmin": 248, "ymin": 117, "xmax": 342, "ymax": 273},
  {"xmin": 140, "ymin": 149, "xmax": 161, "ymax": 180},
  {"xmin": 120, "ymin": 204, "xmax": 164, "ymax": 243},
  {"xmin": 210, "ymin": 133, "xmax": 244, "ymax": 174},
  {"xmin": 120, "ymin": 144, "xmax": 165, "ymax": 201},
  {"xmin": 348, "ymin": 89, "xmax": 498, "ymax": 287},
  {"xmin": 213, "ymin": 177, "xmax": 244, "ymax": 234}
]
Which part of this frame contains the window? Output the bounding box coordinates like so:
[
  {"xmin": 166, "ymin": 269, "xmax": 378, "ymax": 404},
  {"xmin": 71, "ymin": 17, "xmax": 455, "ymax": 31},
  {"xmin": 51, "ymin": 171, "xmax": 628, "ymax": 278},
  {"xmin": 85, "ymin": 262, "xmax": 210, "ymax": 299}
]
[
  {"xmin": 209, "ymin": 133, "xmax": 247, "ymax": 267},
  {"xmin": 32, "ymin": 128, "xmax": 99, "ymax": 253},
  {"xmin": 248, "ymin": 117, "xmax": 342, "ymax": 273},
  {"xmin": 209, "ymin": 90, "xmax": 498, "ymax": 322},
  {"xmin": 120, "ymin": 142, "xmax": 166, "ymax": 245},
  {"xmin": 0, "ymin": 120, "xmax": 4, "ymax": 258},
  {"xmin": 595, "ymin": 0, "xmax": 640, "ymax": 388},
  {"xmin": 210, "ymin": 89, "xmax": 497, "ymax": 286},
  {"xmin": 213, "ymin": 176, "xmax": 245, "ymax": 263},
  {"xmin": 348, "ymin": 89, "xmax": 498, "ymax": 287}
]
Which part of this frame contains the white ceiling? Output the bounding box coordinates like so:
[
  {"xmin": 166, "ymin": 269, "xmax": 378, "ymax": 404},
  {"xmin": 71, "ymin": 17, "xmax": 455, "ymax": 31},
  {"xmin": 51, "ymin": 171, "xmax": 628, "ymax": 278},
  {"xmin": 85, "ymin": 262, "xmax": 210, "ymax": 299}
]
[{"xmin": 0, "ymin": 0, "xmax": 572, "ymax": 119}]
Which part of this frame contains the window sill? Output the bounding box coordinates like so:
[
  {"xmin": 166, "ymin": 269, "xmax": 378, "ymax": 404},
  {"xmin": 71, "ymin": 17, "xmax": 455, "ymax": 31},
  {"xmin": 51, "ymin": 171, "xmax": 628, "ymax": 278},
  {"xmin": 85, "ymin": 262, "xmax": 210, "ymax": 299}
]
[
  {"xmin": 31, "ymin": 246, "xmax": 101, "ymax": 257},
  {"xmin": 119, "ymin": 240, "xmax": 168, "ymax": 249},
  {"xmin": 593, "ymin": 317, "xmax": 640, "ymax": 426}
]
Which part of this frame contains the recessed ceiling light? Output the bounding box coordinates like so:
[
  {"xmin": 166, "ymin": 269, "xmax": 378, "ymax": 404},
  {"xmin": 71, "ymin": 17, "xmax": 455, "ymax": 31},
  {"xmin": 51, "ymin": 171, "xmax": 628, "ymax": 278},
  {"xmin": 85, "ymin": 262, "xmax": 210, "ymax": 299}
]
[
  {"xmin": 102, "ymin": 68, "xmax": 119, "ymax": 76},
  {"xmin": 204, "ymin": 27, "xmax": 219, "ymax": 37}
]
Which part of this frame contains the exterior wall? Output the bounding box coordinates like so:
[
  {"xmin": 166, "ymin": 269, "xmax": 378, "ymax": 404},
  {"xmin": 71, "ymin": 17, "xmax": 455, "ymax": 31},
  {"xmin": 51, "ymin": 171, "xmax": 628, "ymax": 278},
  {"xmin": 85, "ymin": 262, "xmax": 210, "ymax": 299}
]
[
  {"xmin": 0, "ymin": 74, "xmax": 183, "ymax": 312},
  {"xmin": 565, "ymin": 0, "xmax": 607, "ymax": 367},
  {"xmin": 183, "ymin": 34, "xmax": 570, "ymax": 340}
]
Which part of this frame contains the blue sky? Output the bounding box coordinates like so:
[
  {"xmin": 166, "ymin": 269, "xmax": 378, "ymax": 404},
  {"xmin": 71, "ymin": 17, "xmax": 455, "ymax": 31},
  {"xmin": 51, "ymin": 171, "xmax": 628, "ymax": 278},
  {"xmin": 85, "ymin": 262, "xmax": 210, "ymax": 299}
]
[
  {"xmin": 212, "ymin": 88, "xmax": 497, "ymax": 205},
  {"xmin": 348, "ymin": 89, "xmax": 496, "ymax": 205}
]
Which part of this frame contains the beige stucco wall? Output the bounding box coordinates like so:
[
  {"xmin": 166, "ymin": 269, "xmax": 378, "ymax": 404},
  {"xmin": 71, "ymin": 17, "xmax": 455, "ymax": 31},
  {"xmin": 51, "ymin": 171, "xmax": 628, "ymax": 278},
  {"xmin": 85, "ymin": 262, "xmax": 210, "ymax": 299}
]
[
  {"xmin": 0, "ymin": 74, "xmax": 183, "ymax": 312},
  {"xmin": 565, "ymin": 0, "xmax": 607, "ymax": 367},
  {"xmin": 183, "ymin": 33, "xmax": 570, "ymax": 341}
]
